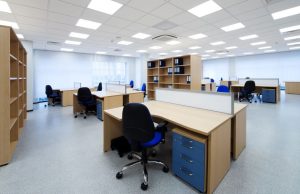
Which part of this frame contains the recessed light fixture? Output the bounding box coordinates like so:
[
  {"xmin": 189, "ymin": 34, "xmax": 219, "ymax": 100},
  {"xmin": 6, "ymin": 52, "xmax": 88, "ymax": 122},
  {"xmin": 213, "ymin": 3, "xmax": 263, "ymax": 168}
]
[
  {"xmin": 166, "ymin": 40, "xmax": 181, "ymax": 45},
  {"xmin": 159, "ymin": 53, "xmax": 168, "ymax": 56},
  {"xmin": 225, "ymin": 46, "xmax": 238, "ymax": 50},
  {"xmin": 188, "ymin": 0, "xmax": 222, "ymax": 18},
  {"xmin": 132, "ymin": 33, "xmax": 151, "ymax": 39},
  {"xmin": 280, "ymin": 25, "xmax": 300, "ymax": 33},
  {"xmin": 0, "ymin": 20, "xmax": 19, "ymax": 29},
  {"xmin": 65, "ymin": 40, "xmax": 81, "ymax": 45},
  {"xmin": 0, "ymin": 0, "xmax": 11, "ymax": 13},
  {"xmin": 221, "ymin": 23, "xmax": 245, "ymax": 32},
  {"xmin": 205, "ymin": 50, "xmax": 215, "ymax": 53},
  {"xmin": 96, "ymin": 51, "xmax": 106, "ymax": 54},
  {"xmin": 217, "ymin": 52, "xmax": 227, "ymax": 55},
  {"xmin": 210, "ymin": 41, "xmax": 225, "ymax": 46},
  {"xmin": 61, "ymin": 48, "xmax": 73, "ymax": 52},
  {"xmin": 69, "ymin": 32, "xmax": 89, "ymax": 39},
  {"xmin": 189, "ymin": 52, "xmax": 198, "ymax": 55},
  {"xmin": 202, "ymin": 54, "xmax": 210, "ymax": 57},
  {"xmin": 258, "ymin": 46, "xmax": 271, "ymax": 50},
  {"xmin": 264, "ymin": 50, "xmax": 276, "ymax": 53},
  {"xmin": 287, "ymin": 42, "xmax": 300, "ymax": 46},
  {"xmin": 243, "ymin": 52, "xmax": 253, "ymax": 55},
  {"xmin": 117, "ymin": 40, "xmax": 133, "ymax": 45},
  {"xmin": 16, "ymin": 34, "xmax": 24, "ymax": 39},
  {"xmin": 189, "ymin": 46, "xmax": 201, "ymax": 50},
  {"xmin": 227, "ymin": 54, "xmax": 235, "ymax": 57},
  {"xmin": 149, "ymin": 46, "xmax": 162, "ymax": 49},
  {"xmin": 188, "ymin": 33, "xmax": 207, "ymax": 39},
  {"xmin": 123, "ymin": 54, "xmax": 131, "ymax": 57},
  {"xmin": 284, "ymin": 35, "xmax": 300, "ymax": 41},
  {"xmin": 87, "ymin": 0, "xmax": 123, "ymax": 15},
  {"xmin": 76, "ymin": 19, "xmax": 101, "ymax": 30},
  {"xmin": 272, "ymin": 6, "xmax": 300, "ymax": 20},
  {"xmin": 136, "ymin": 50, "xmax": 147, "ymax": 53},
  {"xmin": 202, "ymin": 57, "xmax": 207, "ymax": 60},
  {"xmin": 239, "ymin": 34, "xmax": 258, "ymax": 40},
  {"xmin": 172, "ymin": 50, "xmax": 182, "ymax": 53},
  {"xmin": 289, "ymin": 46, "xmax": 300, "ymax": 50},
  {"xmin": 212, "ymin": 56, "xmax": 219, "ymax": 59},
  {"xmin": 250, "ymin": 41, "xmax": 266, "ymax": 46}
]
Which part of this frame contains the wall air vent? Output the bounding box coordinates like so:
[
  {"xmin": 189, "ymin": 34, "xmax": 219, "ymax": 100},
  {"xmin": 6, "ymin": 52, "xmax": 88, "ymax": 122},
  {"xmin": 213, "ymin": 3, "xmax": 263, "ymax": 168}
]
[
  {"xmin": 47, "ymin": 41, "xmax": 61, "ymax": 46},
  {"xmin": 152, "ymin": 34, "xmax": 178, "ymax": 42}
]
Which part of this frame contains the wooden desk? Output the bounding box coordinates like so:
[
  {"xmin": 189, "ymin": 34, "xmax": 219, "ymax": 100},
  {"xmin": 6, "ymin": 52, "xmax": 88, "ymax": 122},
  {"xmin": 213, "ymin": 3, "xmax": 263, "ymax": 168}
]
[
  {"xmin": 285, "ymin": 82, "xmax": 300, "ymax": 94},
  {"xmin": 231, "ymin": 84, "xmax": 280, "ymax": 103},
  {"xmin": 60, "ymin": 88, "xmax": 96, "ymax": 107},
  {"xmin": 104, "ymin": 101, "xmax": 244, "ymax": 194},
  {"xmin": 73, "ymin": 91, "xmax": 144, "ymax": 119},
  {"xmin": 201, "ymin": 83, "xmax": 216, "ymax": 92},
  {"xmin": 220, "ymin": 80, "xmax": 238, "ymax": 88}
]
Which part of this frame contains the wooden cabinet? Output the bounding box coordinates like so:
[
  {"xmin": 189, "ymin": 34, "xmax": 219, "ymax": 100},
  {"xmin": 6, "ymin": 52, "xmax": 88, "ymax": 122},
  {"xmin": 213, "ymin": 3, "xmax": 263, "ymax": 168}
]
[
  {"xmin": 0, "ymin": 26, "xmax": 27, "ymax": 166},
  {"xmin": 147, "ymin": 55, "xmax": 202, "ymax": 100}
]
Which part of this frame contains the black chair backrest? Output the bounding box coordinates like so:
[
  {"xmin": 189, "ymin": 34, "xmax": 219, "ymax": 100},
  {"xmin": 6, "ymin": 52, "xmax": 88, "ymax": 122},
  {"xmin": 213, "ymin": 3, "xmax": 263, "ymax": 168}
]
[
  {"xmin": 122, "ymin": 103, "xmax": 155, "ymax": 147},
  {"xmin": 77, "ymin": 87, "xmax": 93, "ymax": 103},
  {"xmin": 244, "ymin": 80, "xmax": 256, "ymax": 93},
  {"xmin": 97, "ymin": 82, "xmax": 102, "ymax": 91},
  {"xmin": 45, "ymin": 85, "xmax": 53, "ymax": 97}
]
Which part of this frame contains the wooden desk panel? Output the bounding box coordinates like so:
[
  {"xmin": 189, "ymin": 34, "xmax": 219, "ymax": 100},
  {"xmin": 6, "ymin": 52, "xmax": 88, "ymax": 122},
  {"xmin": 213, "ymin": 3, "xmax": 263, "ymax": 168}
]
[
  {"xmin": 61, "ymin": 88, "xmax": 96, "ymax": 107},
  {"xmin": 285, "ymin": 82, "xmax": 300, "ymax": 94}
]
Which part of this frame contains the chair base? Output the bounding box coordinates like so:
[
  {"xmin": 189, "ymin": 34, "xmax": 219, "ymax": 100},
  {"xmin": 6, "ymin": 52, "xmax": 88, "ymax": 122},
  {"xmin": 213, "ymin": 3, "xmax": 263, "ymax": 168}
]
[{"xmin": 116, "ymin": 152, "xmax": 169, "ymax": 191}]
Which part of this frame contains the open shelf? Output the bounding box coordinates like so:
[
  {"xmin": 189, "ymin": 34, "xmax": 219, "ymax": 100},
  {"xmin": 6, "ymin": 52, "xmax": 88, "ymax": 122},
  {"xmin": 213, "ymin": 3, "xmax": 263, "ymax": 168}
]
[
  {"xmin": 10, "ymin": 117, "xmax": 18, "ymax": 130},
  {"xmin": 10, "ymin": 97, "xmax": 18, "ymax": 104}
]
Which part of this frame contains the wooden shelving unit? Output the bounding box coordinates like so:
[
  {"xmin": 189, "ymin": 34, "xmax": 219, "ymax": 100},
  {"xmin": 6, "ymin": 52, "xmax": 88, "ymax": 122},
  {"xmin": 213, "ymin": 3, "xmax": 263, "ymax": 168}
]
[
  {"xmin": 0, "ymin": 26, "xmax": 27, "ymax": 166},
  {"xmin": 147, "ymin": 55, "xmax": 202, "ymax": 100}
]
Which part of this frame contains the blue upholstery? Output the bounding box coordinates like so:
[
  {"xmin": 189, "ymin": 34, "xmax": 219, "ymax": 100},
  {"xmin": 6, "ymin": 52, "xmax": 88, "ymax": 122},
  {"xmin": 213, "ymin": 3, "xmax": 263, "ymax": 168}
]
[
  {"xmin": 210, "ymin": 78, "xmax": 215, "ymax": 83},
  {"xmin": 217, "ymin": 85, "xmax": 230, "ymax": 93},
  {"xmin": 141, "ymin": 83, "xmax": 146, "ymax": 92},
  {"xmin": 129, "ymin": 80, "xmax": 134, "ymax": 88},
  {"xmin": 142, "ymin": 131, "xmax": 162, "ymax": 147}
]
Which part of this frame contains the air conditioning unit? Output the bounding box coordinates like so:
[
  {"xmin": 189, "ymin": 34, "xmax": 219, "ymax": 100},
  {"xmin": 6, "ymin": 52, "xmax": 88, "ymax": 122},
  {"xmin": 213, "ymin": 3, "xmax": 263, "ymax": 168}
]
[{"xmin": 152, "ymin": 34, "xmax": 178, "ymax": 42}]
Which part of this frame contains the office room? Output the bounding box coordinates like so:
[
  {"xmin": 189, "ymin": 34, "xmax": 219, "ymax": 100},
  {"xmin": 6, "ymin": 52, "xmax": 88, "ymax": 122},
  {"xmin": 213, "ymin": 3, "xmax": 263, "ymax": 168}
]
[{"xmin": 1, "ymin": 0, "xmax": 300, "ymax": 193}]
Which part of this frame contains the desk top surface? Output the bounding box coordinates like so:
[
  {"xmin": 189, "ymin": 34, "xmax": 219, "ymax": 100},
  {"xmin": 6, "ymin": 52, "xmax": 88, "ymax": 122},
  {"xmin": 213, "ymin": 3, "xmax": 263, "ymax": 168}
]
[
  {"xmin": 104, "ymin": 101, "xmax": 244, "ymax": 136},
  {"xmin": 92, "ymin": 91, "xmax": 124, "ymax": 98},
  {"xmin": 231, "ymin": 84, "xmax": 279, "ymax": 87}
]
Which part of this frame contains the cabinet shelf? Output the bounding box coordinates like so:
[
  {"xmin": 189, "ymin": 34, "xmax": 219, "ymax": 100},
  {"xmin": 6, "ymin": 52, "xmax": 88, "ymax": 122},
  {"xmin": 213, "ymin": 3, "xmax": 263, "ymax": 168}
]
[
  {"xmin": 159, "ymin": 74, "xmax": 172, "ymax": 76},
  {"xmin": 147, "ymin": 82, "xmax": 158, "ymax": 84},
  {"xmin": 10, "ymin": 54, "xmax": 17, "ymax": 61},
  {"xmin": 159, "ymin": 66, "xmax": 172, "ymax": 69},
  {"xmin": 10, "ymin": 77, "xmax": 18, "ymax": 80},
  {"xmin": 10, "ymin": 97, "xmax": 18, "ymax": 104},
  {"xmin": 160, "ymin": 82, "xmax": 173, "ymax": 85},
  {"xmin": 10, "ymin": 117, "xmax": 18, "ymax": 129},
  {"xmin": 174, "ymin": 74, "xmax": 191, "ymax": 76},
  {"xmin": 174, "ymin": 83, "xmax": 191, "ymax": 85}
]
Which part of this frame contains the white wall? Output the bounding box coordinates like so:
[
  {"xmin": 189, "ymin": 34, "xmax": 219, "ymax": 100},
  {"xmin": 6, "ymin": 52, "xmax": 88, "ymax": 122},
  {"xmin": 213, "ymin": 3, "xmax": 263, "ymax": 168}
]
[
  {"xmin": 203, "ymin": 50, "xmax": 300, "ymax": 85},
  {"xmin": 33, "ymin": 50, "xmax": 137, "ymax": 99},
  {"xmin": 22, "ymin": 41, "xmax": 34, "ymax": 111}
]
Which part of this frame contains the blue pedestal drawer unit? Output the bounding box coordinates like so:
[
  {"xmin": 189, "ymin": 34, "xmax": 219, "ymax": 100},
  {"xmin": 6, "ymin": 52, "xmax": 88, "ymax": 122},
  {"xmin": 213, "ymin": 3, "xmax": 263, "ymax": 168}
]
[
  {"xmin": 96, "ymin": 100, "xmax": 103, "ymax": 120},
  {"xmin": 262, "ymin": 88, "xmax": 276, "ymax": 103},
  {"xmin": 172, "ymin": 128, "xmax": 207, "ymax": 193}
]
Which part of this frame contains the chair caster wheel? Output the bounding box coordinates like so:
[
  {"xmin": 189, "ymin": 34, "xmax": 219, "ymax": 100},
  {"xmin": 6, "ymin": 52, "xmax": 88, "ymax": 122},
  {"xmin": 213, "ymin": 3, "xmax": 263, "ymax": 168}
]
[
  {"xmin": 150, "ymin": 150, "xmax": 157, "ymax": 157},
  {"xmin": 163, "ymin": 166, "xmax": 169, "ymax": 173},
  {"xmin": 84, "ymin": 116, "xmax": 86, "ymax": 119},
  {"xmin": 74, "ymin": 115, "xmax": 77, "ymax": 118},
  {"xmin": 116, "ymin": 172, "xmax": 123, "ymax": 179},
  {"xmin": 141, "ymin": 183, "xmax": 148, "ymax": 191},
  {"xmin": 127, "ymin": 154, "xmax": 133, "ymax": 160}
]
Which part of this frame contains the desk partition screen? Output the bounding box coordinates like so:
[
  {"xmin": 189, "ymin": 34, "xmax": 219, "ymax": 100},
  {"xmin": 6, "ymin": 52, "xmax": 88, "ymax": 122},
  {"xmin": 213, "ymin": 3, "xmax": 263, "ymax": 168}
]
[
  {"xmin": 106, "ymin": 83, "xmax": 126, "ymax": 94},
  {"xmin": 238, "ymin": 78, "xmax": 279, "ymax": 86},
  {"xmin": 155, "ymin": 88, "xmax": 233, "ymax": 114}
]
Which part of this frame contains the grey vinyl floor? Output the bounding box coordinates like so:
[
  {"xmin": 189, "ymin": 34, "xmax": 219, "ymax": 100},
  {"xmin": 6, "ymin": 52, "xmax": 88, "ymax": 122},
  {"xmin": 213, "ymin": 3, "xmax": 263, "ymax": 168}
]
[{"xmin": 0, "ymin": 92, "xmax": 300, "ymax": 194}]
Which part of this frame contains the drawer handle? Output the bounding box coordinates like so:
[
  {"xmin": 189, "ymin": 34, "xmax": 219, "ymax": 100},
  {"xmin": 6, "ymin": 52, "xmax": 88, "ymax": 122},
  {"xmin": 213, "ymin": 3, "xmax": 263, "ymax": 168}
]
[
  {"xmin": 180, "ymin": 167, "xmax": 193, "ymax": 176},
  {"xmin": 181, "ymin": 143, "xmax": 193, "ymax": 149},
  {"xmin": 180, "ymin": 154, "xmax": 193, "ymax": 163}
]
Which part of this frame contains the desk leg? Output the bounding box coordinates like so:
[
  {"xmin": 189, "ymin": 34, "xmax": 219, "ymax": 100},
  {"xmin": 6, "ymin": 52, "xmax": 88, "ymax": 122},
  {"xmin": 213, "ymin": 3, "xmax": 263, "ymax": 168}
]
[
  {"xmin": 103, "ymin": 113, "xmax": 123, "ymax": 152},
  {"xmin": 232, "ymin": 109, "xmax": 246, "ymax": 160},
  {"xmin": 207, "ymin": 119, "xmax": 231, "ymax": 194}
]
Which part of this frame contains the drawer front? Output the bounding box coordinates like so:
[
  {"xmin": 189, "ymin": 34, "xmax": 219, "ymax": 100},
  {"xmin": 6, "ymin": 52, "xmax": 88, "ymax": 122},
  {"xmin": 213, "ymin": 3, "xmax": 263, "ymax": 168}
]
[
  {"xmin": 173, "ymin": 150, "xmax": 204, "ymax": 173},
  {"xmin": 173, "ymin": 132, "xmax": 203, "ymax": 149},
  {"xmin": 173, "ymin": 162, "xmax": 205, "ymax": 192},
  {"xmin": 96, "ymin": 101, "xmax": 103, "ymax": 120}
]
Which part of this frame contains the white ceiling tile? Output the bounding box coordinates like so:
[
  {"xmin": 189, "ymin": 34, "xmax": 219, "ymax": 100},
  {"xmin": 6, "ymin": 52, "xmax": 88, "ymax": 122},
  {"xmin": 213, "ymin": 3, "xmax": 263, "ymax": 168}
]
[
  {"xmin": 8, "ymin": 0, "xmax": 48, "ymax": 10},
  {"xmin": 167, "ymin": 12, "xmax": 197, "ymax": 25},
  {"xmin": 10, "ymin": 3, "xmax": 47, "ymax": 19},
  {"xmin": 128, "ymin": 0, "xmax": 166, "ymax": 12},
  {"xmin": 151, "ymin": 3, "xmax": 182, "ymax": 19},
  {"xmin": 48, "ymin": 0, "xmax": 84, "ymax": 17},
  {"xmin": 214, "ymin": 0, "xmax": 247, "ymax": 8},
  {"xmin": 226, "ymin": 0, "xmax": 265, "ymax": 15},
  {"xmin": 114, "ymin": 6, "xmax": 146, "ymax": 22},
  {"xmin": 59, "ymin": 0, "xmax": 91, "ymax": 7},
  {"xmin": 235, "ymin": 8, "xmax": 269, "ymax": 21},
  {"xmin": 125, "ymin": 23, "xmax": 148, "ymax": 32},
  {"xmin": 169, "ymin": 0, "xmax": 207, "ymax": 11},
  {"xmin": 105, "ymin": 17, "xmax": 132, "ymax": 28},
  {"xmin": 266, "ymin": 0, "xmax": 300, "ymax": 12},
  {"xmin": 202, "ymin": 10, "xmax": 233, "ymax": 23},
  {"xmin": 15, "ymin": 15, "xmax": 47, "ymax": 28},
  {"xmin": 0, "ymin": 12, "xmax": 16, "ymax": 21},
  {"xmin": 80, "ymin": 9, "xmax": 111, "ymax": 23},
  {"xmin": 137, "ymin": 15, "xmax": 163, "ymax": 27},
  {"xmin": 47, "ymin": 12, "xmax": 78, "ymax": 25}
]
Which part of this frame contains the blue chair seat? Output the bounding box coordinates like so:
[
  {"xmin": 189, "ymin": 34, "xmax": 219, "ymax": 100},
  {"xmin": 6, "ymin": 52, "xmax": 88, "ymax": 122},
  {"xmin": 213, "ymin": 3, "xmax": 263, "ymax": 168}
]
[{"xmin": 142, "ymin": 132, "xmax": 162, "ymax": 147}]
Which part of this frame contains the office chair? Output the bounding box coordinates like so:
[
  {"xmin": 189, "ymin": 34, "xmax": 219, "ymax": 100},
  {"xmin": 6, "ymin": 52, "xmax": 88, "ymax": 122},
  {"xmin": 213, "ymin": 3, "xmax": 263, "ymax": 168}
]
[
  {"xmin": 217, "ymin": 85, "xmax": 230, "ymax": 93},
  {"xmin": 129, "ymin": 80, "xmax": 134, "ymax": 88},
  {"xmin": 116, "ymin": 103, "xmax": 169, "ymax": 191},
  {"xmin": 45, "ymin": 85, "xmax": 61, "ymax": 106},
  {"xmin": 97, "ymin": 82, "xmax": 102, "ymax": 91},
  {"xmin": 239, "ymin": 80, "xmax": 256, "ymax": 103},
  {"xmin": 141, "ymin": 83, "xmax": 146, "ymax": 97},
  {"xmin": 210, "ymin": 78, "xmax": 215, "ymax": 83},
  {"xmin": 75, "ymin": 87, "xmax": 96, "ymax": 119}
]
